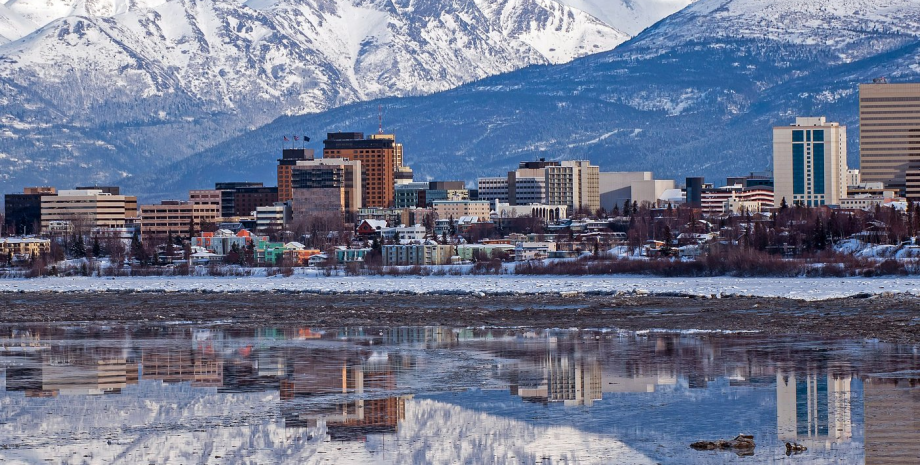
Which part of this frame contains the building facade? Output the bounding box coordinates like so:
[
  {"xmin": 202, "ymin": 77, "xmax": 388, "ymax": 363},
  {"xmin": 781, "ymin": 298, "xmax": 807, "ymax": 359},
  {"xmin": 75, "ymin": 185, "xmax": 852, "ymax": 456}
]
[
  {"xmin": 545, "ymin": 161, "xmax": 600, "ymax": 213},
  {"xmin": 290, "ymin": 158, "xmax": 362, "ymax": 225},
  {"xmin": 858, "ymin": 83, "xmax": 920, "ymax": 196},
  {"xmin": 0, "ymin": 238, "xmax": 51, "ymax": 261},
  {"xmin": 4, "ymin": 187, "xmax": 56, "ymax": 235},
  {"xmin": 277, "ymin": 149, "xmax": 315, "ymax": 202},
  {"xmin": 215, "ymin": 182, "xmax": 264, "ymax": 218},
  {"xmin": 773, "ymin": 117, "xmax": 848, "ymax": 207},
  {"xmin": 432, "ymin": 200, "xmax": 491, "ymax": 220},
  {"xmin": 382, "ymin": 244, "xmax": 455, "ymax": 266},
  {"xmin": 41, "ymin": 189, "xmax": 137, "ymax": 233},
  {"xmin": 323, "ymin": 132, "xmax": 400, "ymax": 208},
  {"xmin": 139, "ymin": 200, "xmax": 220, "ymax": 240}
]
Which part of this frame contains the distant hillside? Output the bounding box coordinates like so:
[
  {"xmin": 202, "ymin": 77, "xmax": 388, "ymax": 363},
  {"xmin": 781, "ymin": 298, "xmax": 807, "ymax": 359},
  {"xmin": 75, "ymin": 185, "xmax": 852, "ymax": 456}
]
[{"xmin": 143, "ymin": 0, "xmax": 920, "ymax": 199}]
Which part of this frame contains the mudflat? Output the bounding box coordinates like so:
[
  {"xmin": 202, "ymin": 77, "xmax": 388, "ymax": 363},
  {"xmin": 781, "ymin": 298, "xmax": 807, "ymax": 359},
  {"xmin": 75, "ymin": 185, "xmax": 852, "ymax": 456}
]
[{"xmin": 2, "ymin": 292, "xmax": 918, "ymax": 343}]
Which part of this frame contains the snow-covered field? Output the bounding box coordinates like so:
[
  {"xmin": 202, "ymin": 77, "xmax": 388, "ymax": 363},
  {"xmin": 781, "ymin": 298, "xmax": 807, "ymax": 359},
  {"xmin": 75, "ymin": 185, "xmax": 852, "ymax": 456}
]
[{"xmin": 2, "ymin": 275, "xmax": 919, "ymax": 301}]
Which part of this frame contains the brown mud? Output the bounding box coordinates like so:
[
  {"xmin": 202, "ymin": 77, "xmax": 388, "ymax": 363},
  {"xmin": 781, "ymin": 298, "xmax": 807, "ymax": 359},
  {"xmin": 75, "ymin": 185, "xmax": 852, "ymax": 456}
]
[{"xmin": 1, "ymin": 292, "xmax": 918, "ymax": 343}]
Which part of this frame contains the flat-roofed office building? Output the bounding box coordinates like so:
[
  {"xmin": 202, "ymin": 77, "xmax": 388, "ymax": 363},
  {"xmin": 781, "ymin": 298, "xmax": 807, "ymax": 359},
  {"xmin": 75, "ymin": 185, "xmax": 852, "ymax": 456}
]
[
  {"xmin": 41, "ymin": 189, "xmax": 137, "ymax": 233},
  {"xmin": 859, "ymin": 83, "xmax": 920, "ymax": 196},
  {"xmin": 773, "ymin": 117, "xmax": 847, "ymax": 207}
]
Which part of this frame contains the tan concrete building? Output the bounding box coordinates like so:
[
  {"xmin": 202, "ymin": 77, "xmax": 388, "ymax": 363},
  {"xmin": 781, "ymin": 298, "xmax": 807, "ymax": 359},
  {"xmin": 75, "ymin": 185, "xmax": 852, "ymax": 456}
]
[
  {"xmin": 277, "ymin": 149, "xmax": 315, "ymax": 202},
  {"xmin": 41, "ymin": 189, "xmax": 138, "ymax": 233},
  {"xmin": 189, "ymin": 189, "xmax": 222, "ymax": 210},
  {"xmin": 545, "ymin": 160, "xmax": 600, "ymax": 213},
  {"xmin": 290, "ymin": 158, "xmax": 362, "ymax": 225},
  {"xmin": 859, "ymin": 83, "xmax": 920, "ymax": 196},
  {"xmin": 598, "ymin": 172, "xmax": 675, "ymax": 211},
  {"xmin": 139, "ymin": 200, "xmax": 220, "ymax": 240},
  {"xmin": 773, "ymin": 117, "xmax": 847, "ymax": 207},
  {"xmin": 432, "ymin": 200, "xmax": 491, "ymax": 219},
  {"xmin": 382, "ymin": 244, "xmax": 455, "ymax": 266}
]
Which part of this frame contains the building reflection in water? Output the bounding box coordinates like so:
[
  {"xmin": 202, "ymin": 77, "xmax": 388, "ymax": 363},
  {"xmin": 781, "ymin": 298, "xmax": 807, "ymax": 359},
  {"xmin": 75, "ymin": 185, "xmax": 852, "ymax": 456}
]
[
  {"xmin": 776, "ymin": 368, "xmax": 854, "ymax": 450},
  {"xmin": 864, "ymin": 376, "xmax": 920, "ymax": 464},
  {"xmin": 1, "ymin": 325, "xmax": 919, "ymax": 460}
]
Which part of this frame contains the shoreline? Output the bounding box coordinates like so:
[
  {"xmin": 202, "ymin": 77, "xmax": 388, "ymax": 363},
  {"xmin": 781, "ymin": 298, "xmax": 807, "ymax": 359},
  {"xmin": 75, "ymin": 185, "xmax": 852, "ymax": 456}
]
[
  {"xmin": 2, "ymin": 292, "xmax": 919, "ymax": 344},
  {"xmin": 2, "ymin": 274, "xmax": 920, "ymax": 301}
]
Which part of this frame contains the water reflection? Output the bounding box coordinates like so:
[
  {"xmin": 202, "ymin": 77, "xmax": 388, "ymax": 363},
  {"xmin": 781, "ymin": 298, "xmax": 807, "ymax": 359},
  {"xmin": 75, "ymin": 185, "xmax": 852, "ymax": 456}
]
[{"xmin": 0, "ymin": 326, "xmax": 918, "ymax": 464}]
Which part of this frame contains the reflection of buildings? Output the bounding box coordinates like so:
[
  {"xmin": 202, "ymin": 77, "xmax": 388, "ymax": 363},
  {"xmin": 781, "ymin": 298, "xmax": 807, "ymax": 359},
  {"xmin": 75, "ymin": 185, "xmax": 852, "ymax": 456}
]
[
  {"xmin": 514, "ymin": 355, "xmax": 603, "ymax": 407},
  {"xmin": 776, "ymin": 369, "xmax": 853, "ymax": 448},
  {"xmin": 141, "ymin": 348, "xmax": 223, "ymax": 387},
  {"xmin": 865, "ymin": 377, "xmax": 920, "ymax": 464},
  {"xmin": 280, "ymin": 353, "xmax": 408, "ymax": 440},
  {"xmin": 4, "ymin": 348, "xmax": 139, "ymax": 397}
]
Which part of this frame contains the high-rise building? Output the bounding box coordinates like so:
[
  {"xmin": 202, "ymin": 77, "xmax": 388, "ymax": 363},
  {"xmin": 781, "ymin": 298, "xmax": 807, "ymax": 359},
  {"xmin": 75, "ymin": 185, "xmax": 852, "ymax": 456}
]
[
  {"xmin": 4, "ymin": 187, "xmax": 56, "ymax": 235},
  {"xmin": 773, "ymin": 117, "xmax": 848, "ymax": 207},
  {"xmin": 858, "ymin": 83, "xmax": 920, "ymax": 196},
  {"xmin": 290, "ymin": 159, "xmax": 362, "ymax": 225},
  {"xmin": 545, "ymin": 160, "xmax": 600, "ymax": 213},
  {"xmin": 41, "ymin": 189, "xmax": 137, "ymax": 233},
  {"xmin": 277, "ymin": 149, "xmax": 315, "ymax": 202},
  {"xmin": 215, "ymin": 182, "xmax": 264, "ymax": 218},
  {"xmin": 324, "ymin": 132, "xmax": 409, "ymax": 208}
]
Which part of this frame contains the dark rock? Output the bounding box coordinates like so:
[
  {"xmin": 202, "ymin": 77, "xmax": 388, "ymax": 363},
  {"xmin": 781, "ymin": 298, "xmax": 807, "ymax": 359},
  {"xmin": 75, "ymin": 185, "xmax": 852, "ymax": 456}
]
[{"xmin": 691, "ymin": 434, "xmax": 756, "ymax": 456}]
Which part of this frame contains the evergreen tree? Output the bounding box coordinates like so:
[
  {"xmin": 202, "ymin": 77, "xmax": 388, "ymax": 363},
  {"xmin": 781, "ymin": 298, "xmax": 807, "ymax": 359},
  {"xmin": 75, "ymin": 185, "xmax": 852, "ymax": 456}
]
[
  {"xmin": 780, "ymin": 197, "xmax": 788, "ymax": 211},
  {"xmin": 130, "ymin": 231, "xmax": 146, "ymax": 264},
  {"xmin": 70, "ymin": 235, "xmax": 86, "ymax": 259},
  {"xmin": 92, "ymin": 236, "xmax": 101, "ymax": 257}
]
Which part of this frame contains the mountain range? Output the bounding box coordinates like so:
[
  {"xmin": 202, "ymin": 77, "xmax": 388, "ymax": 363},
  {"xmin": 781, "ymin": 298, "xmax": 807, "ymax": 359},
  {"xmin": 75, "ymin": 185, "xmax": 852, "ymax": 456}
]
[
  {"xmin": 0, "ymin": 0, "xmax": 664, "ymax": 195},
  {"xmin": 4, "ymin": 0, "xmax": 920, "ymax": 200},
  {"xmin": 144, "ymin": 0, "xmax": 920, "ymax": 199}
]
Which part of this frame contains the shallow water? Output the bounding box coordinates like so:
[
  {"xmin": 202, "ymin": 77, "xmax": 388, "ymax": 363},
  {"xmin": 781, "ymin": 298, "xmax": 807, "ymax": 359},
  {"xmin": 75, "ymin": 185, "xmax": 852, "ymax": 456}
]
[{"xmin": 0, "ymin": 325, "xmax": 918, "ymax": 464}]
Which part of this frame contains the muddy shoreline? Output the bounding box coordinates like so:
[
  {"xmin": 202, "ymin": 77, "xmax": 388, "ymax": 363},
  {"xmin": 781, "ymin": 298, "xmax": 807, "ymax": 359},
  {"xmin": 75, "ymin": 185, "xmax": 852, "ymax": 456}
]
[{"xmin": 1, "ymin": 292, "xmax": 918, "ymax": 343}]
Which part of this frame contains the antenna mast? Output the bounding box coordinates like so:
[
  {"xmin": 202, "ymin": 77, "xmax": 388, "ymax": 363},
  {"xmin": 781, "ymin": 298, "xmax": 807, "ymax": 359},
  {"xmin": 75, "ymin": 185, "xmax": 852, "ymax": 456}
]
[{"xmin": 378, "ymin": 105, "xmax": 383, "ymax": 134}]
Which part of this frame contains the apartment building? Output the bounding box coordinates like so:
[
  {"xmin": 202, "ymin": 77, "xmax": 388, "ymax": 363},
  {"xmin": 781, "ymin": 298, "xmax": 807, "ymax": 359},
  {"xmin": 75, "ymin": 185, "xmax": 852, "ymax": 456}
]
[{"xmin": 382, "ymin": 244, "xmax": 456, "ymax": 266}]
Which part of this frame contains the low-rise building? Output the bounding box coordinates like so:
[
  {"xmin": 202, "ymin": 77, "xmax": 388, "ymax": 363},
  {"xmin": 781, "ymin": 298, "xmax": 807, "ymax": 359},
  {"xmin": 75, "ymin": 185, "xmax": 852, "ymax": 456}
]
[
  {"xmin": 456, "ymin": 244, "xmax": 514, "ymax": 261},
  {"xmin": 256, "ymin": 202, "xmax": 292, "ymax": 235},
  {"xmin": 701, "ymin": 186, "xmax": 774, "ymax": 215},
  {"xmin": 336, "ymin": 248, "xmax": 371, "ymax": 263},
  {"xmin": 493, "ymin": 203, "xmax": 569, "ymax": 223},
  {"xmin": 382, "ymin": 244, "xmax": 455, "ymax": 266},
  {"xmin": 139, "ymin": 200, "xmax": 220, "ymax": 241},
  {"xmin": 41, "ymin": 189, "xmax": 137, "ymax": 233},
  {"xmin": 382, "ymin": 224, "xmax": 427, "ymax": 243},
  {"xmin": 515, "ymin": 242, "xmax": 557, "ymax": 261},
  {"xmin": 0, "ymin": 237, "xmax": 51, "ymax": 261},
  {"xmin": 433, "ymin": 200, "xmax": 491, "ymax": 220}
]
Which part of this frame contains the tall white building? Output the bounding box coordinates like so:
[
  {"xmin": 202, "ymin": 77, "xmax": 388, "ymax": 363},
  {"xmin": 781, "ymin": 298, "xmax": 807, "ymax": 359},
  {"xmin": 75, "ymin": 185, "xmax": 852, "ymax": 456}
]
[
  {"xmin": 546, "ymin": 160, "xmax": 600, "ymax": 213},
  {"xmin": 773, "ymin": 117, "xmax": 847, "ymax": 207}
]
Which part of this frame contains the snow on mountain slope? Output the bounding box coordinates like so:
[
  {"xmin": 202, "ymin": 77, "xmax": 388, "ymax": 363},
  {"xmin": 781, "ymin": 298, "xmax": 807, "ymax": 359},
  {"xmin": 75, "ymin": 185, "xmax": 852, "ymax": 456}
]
[
  {"xmin": 0, "ymin": 3, "xmax": 37, "ymax": 42},
  {"xmin": 556, "ymin": 0, "xmax": 695, "ymax": 35},
  {"xmin": 477, "ymin": 0, "xmax": 627, "ymax": 64},
  {"xmin": 0, "ymin": 0, "xmax": 630, "ymax": 191},
  {"xmin": 633, "ymin": 0, "xmax": 920, "ymax": 59},
  {"xmin": 159, "ymin": 0, "xmax": 920, "ymax": 198}
]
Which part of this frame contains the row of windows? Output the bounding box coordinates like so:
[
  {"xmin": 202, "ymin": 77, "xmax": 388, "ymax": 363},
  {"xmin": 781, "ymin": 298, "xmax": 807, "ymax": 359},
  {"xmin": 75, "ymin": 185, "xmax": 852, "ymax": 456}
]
[{"xmin": 860, "ymin": 97, "xmax": 920, "ymax": 103}]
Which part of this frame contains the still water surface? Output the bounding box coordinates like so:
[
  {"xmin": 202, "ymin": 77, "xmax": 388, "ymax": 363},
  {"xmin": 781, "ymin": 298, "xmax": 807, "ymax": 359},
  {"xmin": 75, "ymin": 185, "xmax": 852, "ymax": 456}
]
[{"xmin": 0, "ymin": 325, "xmax": 918, "ymax": 464}]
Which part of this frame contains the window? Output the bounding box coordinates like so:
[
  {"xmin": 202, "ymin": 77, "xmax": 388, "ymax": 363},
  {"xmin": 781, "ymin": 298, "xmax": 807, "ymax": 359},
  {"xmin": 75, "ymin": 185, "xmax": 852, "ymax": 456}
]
[{"xmin": 792, "ymin": 130, "xmax": 804, "ymax": 142}]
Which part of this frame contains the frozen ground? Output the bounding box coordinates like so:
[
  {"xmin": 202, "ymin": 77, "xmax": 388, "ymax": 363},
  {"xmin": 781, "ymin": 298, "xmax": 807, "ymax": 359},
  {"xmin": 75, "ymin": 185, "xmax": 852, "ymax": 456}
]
[{"xmin": 1, "ymin": 274, "xmax": 919, "ymax": 301}]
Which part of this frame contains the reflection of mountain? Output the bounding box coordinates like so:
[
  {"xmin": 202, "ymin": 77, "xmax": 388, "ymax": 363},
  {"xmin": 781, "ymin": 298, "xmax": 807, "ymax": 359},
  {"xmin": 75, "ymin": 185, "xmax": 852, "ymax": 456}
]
[{"xmin": 0, "ymin": 327, "xmax": 916, "ymax": 463}]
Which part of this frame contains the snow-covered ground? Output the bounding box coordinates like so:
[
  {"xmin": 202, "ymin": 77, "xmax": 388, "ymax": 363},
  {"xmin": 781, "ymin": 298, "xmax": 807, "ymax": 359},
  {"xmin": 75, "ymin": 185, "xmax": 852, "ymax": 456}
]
[{"xmin": 2, "ymin": 274, "xmax": 920, "ymax": 301}]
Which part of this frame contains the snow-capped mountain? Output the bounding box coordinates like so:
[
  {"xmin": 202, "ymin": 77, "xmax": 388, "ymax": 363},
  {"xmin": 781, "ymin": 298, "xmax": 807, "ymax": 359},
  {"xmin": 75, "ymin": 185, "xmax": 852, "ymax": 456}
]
[
  {"xmin": 0, "ymin": 0, "xmax": 630, "ymax": 191},
  {"xmin": 156, "ymin": 0, "xmax": 920, "ymax": 196},
  {"xmin": 556, "ymin": 0, "xmax": 695, "ymax": 35}
]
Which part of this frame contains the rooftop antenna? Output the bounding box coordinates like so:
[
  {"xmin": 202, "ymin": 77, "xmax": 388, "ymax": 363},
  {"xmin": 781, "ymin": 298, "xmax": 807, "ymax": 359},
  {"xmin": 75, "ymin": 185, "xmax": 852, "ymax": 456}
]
[{"xmin": 378, "ymin": 104, "xmax": 383, "ymax": 135}]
